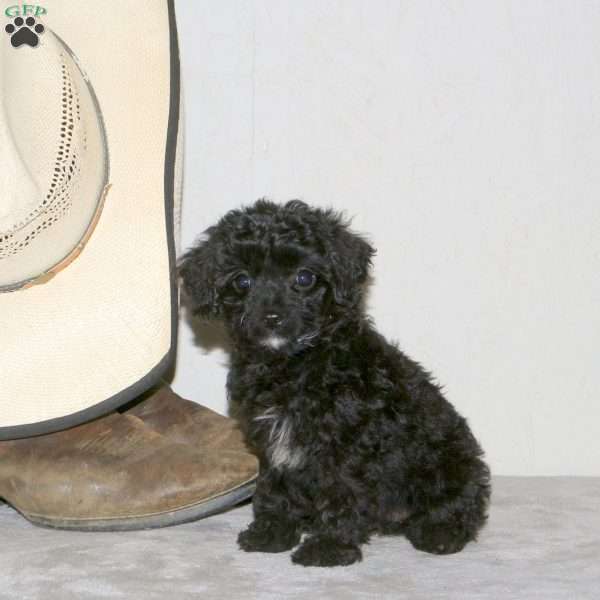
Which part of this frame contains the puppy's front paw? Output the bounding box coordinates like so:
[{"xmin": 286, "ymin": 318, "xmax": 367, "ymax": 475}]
[
  {"xmin": 291, "ymin": 534, "xmax": 362, "ymax": 567},
  {"xmin": 404, "ymin": 518, "xmax": 469, "ymax": 555},
  {"xmin": 238, "ymin": 517, "xmax": 301, "ymax": 553}
]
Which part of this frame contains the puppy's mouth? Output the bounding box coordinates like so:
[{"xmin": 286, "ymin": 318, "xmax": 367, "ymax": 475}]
[
  {"xmin": 260, "ymin": 335, "xmax": 288, "ymax": 351},
  {"xmin": 258, "ymin": 330, "xmax": 320, "ymax": 352}
]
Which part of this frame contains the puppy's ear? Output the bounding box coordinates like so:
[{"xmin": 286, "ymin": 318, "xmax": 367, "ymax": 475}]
[
  {"xmin": 178, "ymin": 228, "xmax": 221, "ymax": 318},
  {"xmin": 328, "ymin": 222, "xmax": 376, "ymax": 307}
]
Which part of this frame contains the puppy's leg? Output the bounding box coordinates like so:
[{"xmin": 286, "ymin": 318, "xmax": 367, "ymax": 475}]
[
  {"xmin": 403, "ymin": 454, "xmax": 490, "ymax": 555},
  {"xmin": 238, "ymin": 469, "xmax": 302, "ymax": 553},
  {"xmin": 291, "ymin": 489, "xmax": 368, "ymax": 567}
]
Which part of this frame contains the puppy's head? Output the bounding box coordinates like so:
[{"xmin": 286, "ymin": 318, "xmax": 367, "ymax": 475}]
[{"xmin": 179, "ymin": 200, "xmax": 375, "ymax": 355}]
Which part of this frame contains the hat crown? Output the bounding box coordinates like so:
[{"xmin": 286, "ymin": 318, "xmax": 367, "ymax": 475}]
[{"xmin": 0, "ymin": 30, "xmax": 108, "ymax": 291}]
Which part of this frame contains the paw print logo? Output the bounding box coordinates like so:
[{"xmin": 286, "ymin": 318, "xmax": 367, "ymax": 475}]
[{"xmin": 5, "ymin": 17, "xmax": 45, "ymax": 48}]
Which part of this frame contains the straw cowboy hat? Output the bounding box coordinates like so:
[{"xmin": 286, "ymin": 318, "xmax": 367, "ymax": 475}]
[{"xmin": 0, "ymin": 1, "xmax": 257, "ymax": 529}]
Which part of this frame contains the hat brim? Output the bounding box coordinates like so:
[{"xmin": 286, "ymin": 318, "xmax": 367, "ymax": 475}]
[{"xmin": 0, "ymin": 0, "xmax": 181, "ymax": 439}]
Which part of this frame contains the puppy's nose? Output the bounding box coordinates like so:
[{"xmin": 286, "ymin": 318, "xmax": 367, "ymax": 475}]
[{"xmin": 264, "ymin": 313, "xmax": 283, "ymax": 329}]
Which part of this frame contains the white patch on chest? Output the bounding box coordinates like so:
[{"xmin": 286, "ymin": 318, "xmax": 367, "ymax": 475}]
[{"xmin": 254, "ymin": 408, "xmax": 304, "ymax": 470}]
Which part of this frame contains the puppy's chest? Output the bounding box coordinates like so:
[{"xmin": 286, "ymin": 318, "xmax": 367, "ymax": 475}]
[
  {"xmin": 253, "ymin": 408, "xmax": 306, "ymax": 471},
  {"xmin": 250, "ymin": 385, "xmax": 325, "ymax": 471},
  {"xmin": 233, "ymin": 362, "xmax": 360, "ymax": 471}
]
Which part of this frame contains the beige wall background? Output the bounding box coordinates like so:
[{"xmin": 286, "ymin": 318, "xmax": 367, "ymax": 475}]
[{"xmin": 172, "ymin": 0, "xmax": 600, "ymax": 476}]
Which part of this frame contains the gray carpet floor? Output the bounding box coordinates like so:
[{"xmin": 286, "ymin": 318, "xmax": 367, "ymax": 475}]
[{"xmin": 0, "ymin": 477, "xmax": 598, "ymax": 599}]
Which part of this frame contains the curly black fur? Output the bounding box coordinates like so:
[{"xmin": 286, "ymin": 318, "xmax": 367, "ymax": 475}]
[{"xmin": 180, "ymin": 199, "xmax": 490, "ymax": 567}]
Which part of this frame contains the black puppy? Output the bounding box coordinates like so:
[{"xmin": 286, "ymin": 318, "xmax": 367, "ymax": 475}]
[{"xmin": 180, "ymin": 200, "xmax": 490, "ymax": 567}]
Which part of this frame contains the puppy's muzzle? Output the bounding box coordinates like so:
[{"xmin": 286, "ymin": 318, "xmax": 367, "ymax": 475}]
[{"xmin": 263, "ymin": 313, "xmax": 283, "ymax": 330}]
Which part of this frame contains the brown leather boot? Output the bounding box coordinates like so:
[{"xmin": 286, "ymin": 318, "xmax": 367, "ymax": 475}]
[
  {"xmin": 125, "ymin": 386, "xmax": 252, "ymax": 453},
  {"xmin": 0, "ymin": 411, "xmax": 257, "ymax": 531}
]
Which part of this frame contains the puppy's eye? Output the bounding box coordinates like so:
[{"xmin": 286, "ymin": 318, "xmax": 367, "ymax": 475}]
[
  {"xmin": 233, "ymin": 273, "xmax": 252, "ymax": 292},
  {"xmin": 295, "ymin": 269, "xmax": 316, "ymax": 289}
]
